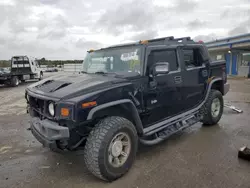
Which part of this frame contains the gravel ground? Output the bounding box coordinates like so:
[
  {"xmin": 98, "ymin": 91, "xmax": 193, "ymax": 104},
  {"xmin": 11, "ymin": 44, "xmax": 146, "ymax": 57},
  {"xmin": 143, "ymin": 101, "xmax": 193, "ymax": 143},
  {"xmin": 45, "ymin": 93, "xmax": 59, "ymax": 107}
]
[{"xmin": 0, "ymin": 76, "xmax": 250, "ymax": 188}]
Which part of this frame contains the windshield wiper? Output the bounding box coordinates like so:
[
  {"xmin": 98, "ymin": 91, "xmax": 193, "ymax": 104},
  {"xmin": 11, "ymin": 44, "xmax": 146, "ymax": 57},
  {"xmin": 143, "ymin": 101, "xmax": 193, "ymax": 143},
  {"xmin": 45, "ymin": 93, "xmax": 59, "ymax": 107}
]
[
  {"xmin": 81, "ymin": 71, "xmax": 88, "ymax": 74},
  {"xmin": 94, "ymin": 71, "xmax": 108, "ymax": 75}
]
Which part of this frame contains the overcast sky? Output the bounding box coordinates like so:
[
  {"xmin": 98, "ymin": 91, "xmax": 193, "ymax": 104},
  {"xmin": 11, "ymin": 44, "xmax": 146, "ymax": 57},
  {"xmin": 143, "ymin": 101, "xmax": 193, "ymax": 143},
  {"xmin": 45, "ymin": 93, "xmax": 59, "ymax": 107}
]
[{"xmin": 0, "ymin": 0, "xmax": 249, "ymax": 60}]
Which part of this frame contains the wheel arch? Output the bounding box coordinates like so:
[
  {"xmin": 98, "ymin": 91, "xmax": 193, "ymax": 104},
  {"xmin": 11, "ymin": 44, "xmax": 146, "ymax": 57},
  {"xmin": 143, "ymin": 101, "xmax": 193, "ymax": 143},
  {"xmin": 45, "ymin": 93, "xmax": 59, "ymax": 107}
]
[
  {"xmin": 87, "ymin": 99, "xmax": 143, "ymax": 135},
  {"xmin": 209, "ymin": 78, "xmax": 224, "ymax": 95}
]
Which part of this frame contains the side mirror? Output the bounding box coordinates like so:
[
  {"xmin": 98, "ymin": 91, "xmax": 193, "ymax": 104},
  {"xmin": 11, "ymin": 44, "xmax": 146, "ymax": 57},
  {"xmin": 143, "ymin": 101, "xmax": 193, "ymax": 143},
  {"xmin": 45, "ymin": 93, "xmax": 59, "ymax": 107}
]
[{"xmin": 153, "ymin": 62, "xmax": 170, "ymax": 76}]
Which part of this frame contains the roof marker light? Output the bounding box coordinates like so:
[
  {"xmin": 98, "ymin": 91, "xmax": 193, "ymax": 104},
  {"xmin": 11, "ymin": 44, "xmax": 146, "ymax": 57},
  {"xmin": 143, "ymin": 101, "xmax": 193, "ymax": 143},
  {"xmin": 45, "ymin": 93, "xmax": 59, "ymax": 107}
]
[
  {"xmin": 139, "ymin": 40, "xmax": 148, "ymax": 44},
  {"xmin": 88, "ymin": 49, "xmax": 95, "ymax": 53}
]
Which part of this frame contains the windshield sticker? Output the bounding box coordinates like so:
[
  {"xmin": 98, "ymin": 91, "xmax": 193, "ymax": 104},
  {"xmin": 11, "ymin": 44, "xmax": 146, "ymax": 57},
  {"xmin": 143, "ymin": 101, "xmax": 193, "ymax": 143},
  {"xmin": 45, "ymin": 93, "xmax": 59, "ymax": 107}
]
[
  {"xmin": 121, "ymin": 50, "xmax": 139, "ymax": 61},
  {"xmin": 92, "ymin": 57, "xmax": 113, "ymax": 63},
  {"xmin": 88, "ymin": 64, "xmax": 106, "ymax": 72}
]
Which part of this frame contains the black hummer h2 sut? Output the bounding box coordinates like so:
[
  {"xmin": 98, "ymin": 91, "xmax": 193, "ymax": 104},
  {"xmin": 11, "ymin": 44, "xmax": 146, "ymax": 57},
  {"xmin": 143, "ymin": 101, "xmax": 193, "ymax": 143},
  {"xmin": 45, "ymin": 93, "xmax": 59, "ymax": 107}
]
[{"xmin": 25, "ymin": 36, "xmax": 230, "ymax": 181}]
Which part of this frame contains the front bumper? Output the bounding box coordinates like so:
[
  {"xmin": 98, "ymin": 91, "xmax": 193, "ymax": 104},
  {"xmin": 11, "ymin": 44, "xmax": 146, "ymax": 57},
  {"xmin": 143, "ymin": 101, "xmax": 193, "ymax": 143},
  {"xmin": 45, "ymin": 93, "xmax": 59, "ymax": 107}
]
[
  {"xmin": 30, "ymin": 117, "xmax": 69, "ymax": 149},
  {"xmin": 224, "ymin": 83, "xmax": 230, "ymax": 95}
]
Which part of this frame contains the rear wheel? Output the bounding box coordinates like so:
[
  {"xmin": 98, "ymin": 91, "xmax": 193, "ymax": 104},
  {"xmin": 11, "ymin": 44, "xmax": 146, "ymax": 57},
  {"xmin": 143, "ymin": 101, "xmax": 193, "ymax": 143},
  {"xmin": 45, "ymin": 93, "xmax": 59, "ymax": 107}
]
[
  {"xmin": 39, "ymin": 72, "xmax": 43, "ymax": 80},
  {"xmin": 11, "ymin": 76, "xmax": 19, "ymax": 87},
  {"xmin": 84, "ymin": 116, "xmax": 138, "ymax": 181},
  {"xmin": 200, "ymin": 89, "xmax": 224, "ymax": 125}
]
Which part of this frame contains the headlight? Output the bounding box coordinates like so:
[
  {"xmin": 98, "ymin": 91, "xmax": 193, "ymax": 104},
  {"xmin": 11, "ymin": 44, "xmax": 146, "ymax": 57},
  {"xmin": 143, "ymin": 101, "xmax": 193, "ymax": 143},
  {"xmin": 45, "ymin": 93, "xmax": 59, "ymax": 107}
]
[{"xmin": 48, "ymin": 102, "xmax": 55, "ymax": 116}]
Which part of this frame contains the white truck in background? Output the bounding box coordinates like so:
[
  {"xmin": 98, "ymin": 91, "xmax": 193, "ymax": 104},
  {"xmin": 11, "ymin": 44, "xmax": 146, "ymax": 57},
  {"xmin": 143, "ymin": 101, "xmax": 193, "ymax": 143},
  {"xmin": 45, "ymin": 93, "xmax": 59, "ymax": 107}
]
[{"xmin": 0, "ymin": 56, "xmax": 43, "ymax": 87}]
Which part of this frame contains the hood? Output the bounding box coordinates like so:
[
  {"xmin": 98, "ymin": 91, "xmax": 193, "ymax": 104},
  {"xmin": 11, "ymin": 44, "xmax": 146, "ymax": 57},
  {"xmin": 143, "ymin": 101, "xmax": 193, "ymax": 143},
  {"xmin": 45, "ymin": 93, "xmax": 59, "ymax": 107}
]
[{"xmin": 27, "ymin": 72, "xmax": 131, "ymax": 100}]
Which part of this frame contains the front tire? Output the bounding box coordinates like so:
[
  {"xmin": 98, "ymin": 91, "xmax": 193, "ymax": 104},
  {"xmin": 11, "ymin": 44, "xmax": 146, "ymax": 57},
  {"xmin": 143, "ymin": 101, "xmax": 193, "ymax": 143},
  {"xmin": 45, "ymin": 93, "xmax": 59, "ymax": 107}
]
[
  {"xmin": 84, "ymin": 116, "xmax": 138, "ymax": 181},
  {"xmin": 200, "ymin": 89, "xmax": 224, "ymax": 125}
]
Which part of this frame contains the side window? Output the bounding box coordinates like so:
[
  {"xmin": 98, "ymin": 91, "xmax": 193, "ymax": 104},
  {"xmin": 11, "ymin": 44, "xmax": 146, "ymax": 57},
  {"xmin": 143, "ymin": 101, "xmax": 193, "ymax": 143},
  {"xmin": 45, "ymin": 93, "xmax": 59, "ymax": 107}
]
[
  {"xmin": 183, "ymin": 49, "xmax": 203, "ymax": 68},
  {"xmin": 148, "ymin": 50, "xmax": 179, "ymax": 72}
]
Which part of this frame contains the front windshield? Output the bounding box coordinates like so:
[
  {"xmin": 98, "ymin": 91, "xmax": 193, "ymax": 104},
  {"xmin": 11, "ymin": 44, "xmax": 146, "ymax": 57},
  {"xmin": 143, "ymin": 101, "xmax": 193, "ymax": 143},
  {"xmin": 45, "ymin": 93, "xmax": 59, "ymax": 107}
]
[{"xmin": 83, "ymin": 46, "xmax": 141, "ymax": 74}]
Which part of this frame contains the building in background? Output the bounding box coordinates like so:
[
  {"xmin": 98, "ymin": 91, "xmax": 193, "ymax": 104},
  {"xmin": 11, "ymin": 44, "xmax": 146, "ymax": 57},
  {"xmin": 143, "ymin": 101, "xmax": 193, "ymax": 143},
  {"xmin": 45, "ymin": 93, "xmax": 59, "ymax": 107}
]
[{"xmin": 206, "ymin": 33, "xmax": 250, "ymax": 77}]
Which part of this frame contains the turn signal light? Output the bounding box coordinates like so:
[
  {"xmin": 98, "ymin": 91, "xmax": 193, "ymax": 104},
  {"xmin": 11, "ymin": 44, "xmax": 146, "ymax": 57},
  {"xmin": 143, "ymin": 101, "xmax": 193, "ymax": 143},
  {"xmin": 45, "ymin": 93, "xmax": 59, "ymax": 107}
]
[
  {"xmin": 82, "ymin": 101, "xmax": 97, "ymax": 108},
  {"xmin": 61, "ymin": 108, "xmax": 69, "ymax": 116}
]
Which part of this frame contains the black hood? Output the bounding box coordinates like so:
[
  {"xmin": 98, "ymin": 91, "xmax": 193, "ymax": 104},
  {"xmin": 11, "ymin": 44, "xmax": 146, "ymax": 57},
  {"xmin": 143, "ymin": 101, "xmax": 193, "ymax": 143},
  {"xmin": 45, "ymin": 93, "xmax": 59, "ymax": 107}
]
[{"xmin": 27, "ymin": 72, "xmax": 131, "ymax": 100}]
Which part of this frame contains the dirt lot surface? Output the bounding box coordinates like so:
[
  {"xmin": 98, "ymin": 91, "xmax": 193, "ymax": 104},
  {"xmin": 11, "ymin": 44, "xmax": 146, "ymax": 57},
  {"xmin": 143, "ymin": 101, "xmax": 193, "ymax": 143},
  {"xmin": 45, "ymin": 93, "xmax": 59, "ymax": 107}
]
[{"xmin": 0, "ymin": 76, "xmax": 250, "ymax": 188}]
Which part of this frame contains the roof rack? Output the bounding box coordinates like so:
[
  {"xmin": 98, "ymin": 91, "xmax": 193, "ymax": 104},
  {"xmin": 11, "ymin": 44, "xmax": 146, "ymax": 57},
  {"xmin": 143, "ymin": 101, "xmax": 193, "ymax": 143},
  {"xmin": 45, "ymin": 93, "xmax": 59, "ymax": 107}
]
[
  {"xmin": 99, "ymin": 36, "xmax": 195, "ymax": 50},
  {"xmin": 146, "ymin": 36, "xmax": 174, "ymax": 42},
  {"xmin": 141, "ymin": 36, "xmax": 194, "ymax": 46},
  {"xmin": 106, "ymin": 42, "xmax": 138, "ymax": 49}
]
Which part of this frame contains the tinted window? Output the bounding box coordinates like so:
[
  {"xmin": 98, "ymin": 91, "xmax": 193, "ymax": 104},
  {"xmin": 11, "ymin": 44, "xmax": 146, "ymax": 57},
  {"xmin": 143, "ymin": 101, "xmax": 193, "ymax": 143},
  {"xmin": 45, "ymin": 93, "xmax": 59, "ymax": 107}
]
[
  {"xmin": 183, "ymin": 49, "xmax": 203, "ymax": 68},
  {"xmin": 148, "ymin": 50, "xmax": 178, "ymax": 71}
]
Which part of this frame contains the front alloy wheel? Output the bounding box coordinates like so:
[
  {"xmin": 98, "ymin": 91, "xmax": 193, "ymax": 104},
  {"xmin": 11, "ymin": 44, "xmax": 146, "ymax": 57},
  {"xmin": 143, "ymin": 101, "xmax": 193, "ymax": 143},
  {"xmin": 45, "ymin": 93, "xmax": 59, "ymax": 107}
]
[{"xmin": 108, "ymin": 132, "xmax": 131, "ymax": 168}]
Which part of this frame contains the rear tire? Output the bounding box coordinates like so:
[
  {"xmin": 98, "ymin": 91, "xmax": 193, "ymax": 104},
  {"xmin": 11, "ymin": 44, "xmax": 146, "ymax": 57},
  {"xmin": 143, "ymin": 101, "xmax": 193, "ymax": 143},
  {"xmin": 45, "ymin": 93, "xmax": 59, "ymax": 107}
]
[
  {"xmin": 84, "ymin": 116, "xmax": 138, "ymax": 181},
  {"xmin": 200, "ymin": 89, "xmax": 224, "ymax": 125},
  {"xmin": 11, "ymin": 76, "xmax": 19, "ymax": 87},
  {"xmin": 39, "ymin": 72, "xmax": 43, "ymax": 81}
]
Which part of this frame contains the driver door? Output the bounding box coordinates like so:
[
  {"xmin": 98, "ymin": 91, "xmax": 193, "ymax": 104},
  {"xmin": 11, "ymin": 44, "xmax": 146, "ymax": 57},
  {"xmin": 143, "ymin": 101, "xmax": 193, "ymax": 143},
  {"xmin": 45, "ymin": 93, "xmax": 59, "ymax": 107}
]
[{"xmin": 142, "ymin": 46, "xmax": 183, "ymax": 126}]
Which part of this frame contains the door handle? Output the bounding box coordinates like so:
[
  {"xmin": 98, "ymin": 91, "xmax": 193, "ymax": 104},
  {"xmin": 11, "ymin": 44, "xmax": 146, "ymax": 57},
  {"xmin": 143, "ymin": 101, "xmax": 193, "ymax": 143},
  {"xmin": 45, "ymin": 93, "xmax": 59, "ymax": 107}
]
[{"xmin": 174, "ymin": 76, "xmax": 182, "ymax": 84}]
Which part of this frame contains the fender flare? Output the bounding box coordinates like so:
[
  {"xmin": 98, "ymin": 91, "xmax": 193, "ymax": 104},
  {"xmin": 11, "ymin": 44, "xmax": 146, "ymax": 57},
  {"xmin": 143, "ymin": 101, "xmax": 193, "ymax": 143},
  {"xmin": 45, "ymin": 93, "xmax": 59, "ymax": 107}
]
[
  {"xmin": 202, "ymin": 77, "xmax": 223, "ymax": 105},
  {"xmin": 208, "ymin": 77, "xmax": 228, "ymax": 95},
  {"xmin": 207, "ymin": 76, "xmax": 221, "ymax": 84},
  {"xmin": 87, "ymin": 99, "xmax": 144, "ymax": 135}
]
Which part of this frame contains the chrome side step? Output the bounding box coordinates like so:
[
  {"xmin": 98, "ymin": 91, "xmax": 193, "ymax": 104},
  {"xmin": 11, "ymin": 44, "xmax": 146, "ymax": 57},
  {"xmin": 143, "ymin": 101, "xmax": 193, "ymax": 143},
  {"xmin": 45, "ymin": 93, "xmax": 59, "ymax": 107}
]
[
  {"xmin": 140, "ymin": 113, "xmax": 201, "ymax": 145},
  {"xmin": 158, "ymin": 114, "xmax": 199, "ymax": 138},
  {"xmin": 143, "ymin": 111, "xmax": 200, "ymax": 136}
]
